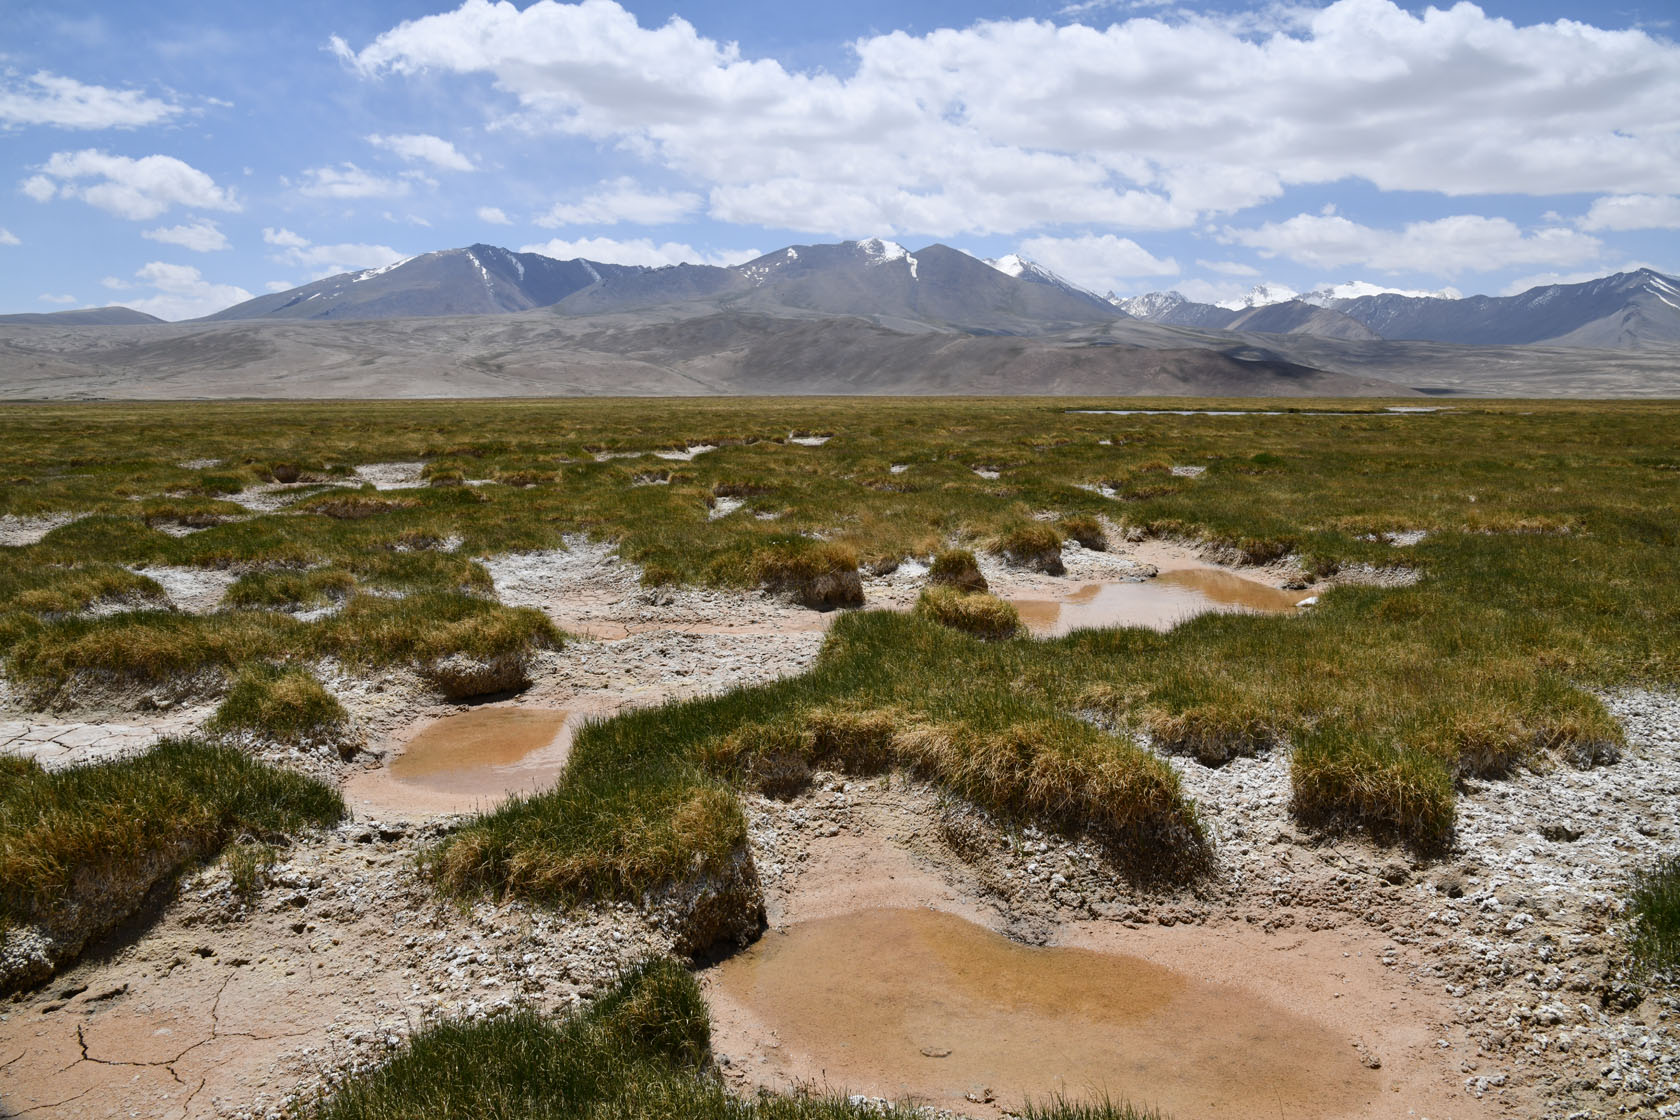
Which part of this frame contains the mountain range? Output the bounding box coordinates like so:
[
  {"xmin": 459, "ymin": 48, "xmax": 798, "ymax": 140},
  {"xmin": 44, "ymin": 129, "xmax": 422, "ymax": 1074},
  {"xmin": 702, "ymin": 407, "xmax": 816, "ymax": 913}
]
[
  {"xmin": 189, "ymin": 240, "xmax": 1680, "ymax": 352},
  {"xmin": 1117, "ymin": 270, "xmax": 1680, "ymax": 350},
  {"xmin": 1, "ymin": 240, "xmax": 1676, "ymax": 400}
]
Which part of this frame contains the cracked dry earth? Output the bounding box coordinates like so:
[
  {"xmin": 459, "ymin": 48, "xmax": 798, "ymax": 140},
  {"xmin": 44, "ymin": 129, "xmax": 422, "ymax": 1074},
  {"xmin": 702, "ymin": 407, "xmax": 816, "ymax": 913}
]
[{"xmin": 3, "ymin": 537, "xmax": 1679, "ymax": 1119}]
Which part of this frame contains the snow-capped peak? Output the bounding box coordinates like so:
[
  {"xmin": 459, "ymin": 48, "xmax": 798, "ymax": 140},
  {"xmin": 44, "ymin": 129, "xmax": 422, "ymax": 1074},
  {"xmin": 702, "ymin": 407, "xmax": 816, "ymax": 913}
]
[
  {"xmin": 1116, "ymin": 291, "xmax": 1188, "ymax": 318},
  {"xmin": 987, "ymin": 253, "xmax": 1033, "ymax": 279},
  {"xmin": 856, "ymin": 237, "xmax": 917, "ymax": 280},
  {"xmin": 857, "ymin": 237, "xmax": 909, "ymax": 264},
  {"xmin": 986, "ymin": 254, "xmax": 1106, "ymax": 301},
  {"xmin": 1297, "ymin": 280, "xmax": 1461, "ymax": 306},
  {"xmin": 1216, "ymin": 282, "xmax": 1300, "ymax": 311}
]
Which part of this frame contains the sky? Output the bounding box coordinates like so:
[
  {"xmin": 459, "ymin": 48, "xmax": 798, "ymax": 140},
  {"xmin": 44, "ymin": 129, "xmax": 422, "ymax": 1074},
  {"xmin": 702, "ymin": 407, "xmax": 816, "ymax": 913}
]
[{"xmin": 2, "ymin": 0, "xmax": 1678, "ymax": 319}]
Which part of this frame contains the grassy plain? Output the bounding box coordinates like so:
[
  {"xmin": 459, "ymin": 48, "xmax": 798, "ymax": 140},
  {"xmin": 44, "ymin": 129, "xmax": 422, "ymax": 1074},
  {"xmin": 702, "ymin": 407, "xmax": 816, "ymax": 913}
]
[{"xmin": 1, "ymin": 397, "xmax": 1676, "ymax": 889}]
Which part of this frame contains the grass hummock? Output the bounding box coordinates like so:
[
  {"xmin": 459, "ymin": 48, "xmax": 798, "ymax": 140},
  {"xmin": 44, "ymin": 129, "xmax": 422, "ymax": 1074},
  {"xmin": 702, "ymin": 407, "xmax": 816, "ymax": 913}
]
[
  {"xmin": 913, "ymin": 585, "xmax": 1022, "ymax": 640},
  {"xmin": 0, "ymin": 740, "xmax": 343, "ymax": 982},
  {"xmin": 208, "ymin": 663, "xmax": 349, "ymax": 746}
]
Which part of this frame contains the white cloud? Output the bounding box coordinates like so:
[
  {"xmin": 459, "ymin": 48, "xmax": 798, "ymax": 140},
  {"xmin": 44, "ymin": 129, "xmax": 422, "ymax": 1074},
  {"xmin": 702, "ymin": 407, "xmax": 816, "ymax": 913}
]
[
  {"xmin": 477, "ymin": 205, "xmax": 511, "ymax": 224},
  {"xmin": 343, "ymin": 0, "xmax": 1680, "ymax": 238},
  {"xmin": 297, "ymin": 163, "xmax": 415, "ymax": 199},
  {"xmin": 120, "ymin": 261, "xmax": 252, "ymax": 320},
  {"xmin": 1221, "ymin": 213, "xmax": 1604, "ymax": 276},
  {"xmin": 367, "ymin": 132, "xmax": 475, "ymax": 171},
  {"xmin": 141, "ymin": 218, "xmax": 229, "ymax": 252},
  {"xmin": 0, "ymin": 228, "xmax": 18, "ymax": 246},
  {"xmin": 1014, "ymin": 234, "xmax": 1178, "ymax": 290},
  {"xmin": 25, "ymin": 150, "xmax": 239, "ymax": 219},
  {"xmin": 38, "ymin": 293, "xmax": 77, "ymax": 305},
  {"xmin": 536, "ymin": 177, "xmax": 701, "ymax": 227},
  {"xmin": 262, "ymin": 227, "xmax": 405, "ymax": 278},
  {"xmin": 1579, "ymin": 194, "xmax": 1680, "ymax": 232},
  {"xmin": 1196, "ymin": 258, "xmax": 1259, "ymax": 277},
  {"xmin": 518, "ymin": 236, "xmax": 759, "ymax": 268},
  {"xmin": 261, "ymin": 227, "xmax": 310, "ymax": 249},
  {"xmin": 0, "ymin": 70, "xmax": 181, "ymax": 129},
  {"xmin": 264, "ymin": 280, "xmax": 293, "ymax": 293}
]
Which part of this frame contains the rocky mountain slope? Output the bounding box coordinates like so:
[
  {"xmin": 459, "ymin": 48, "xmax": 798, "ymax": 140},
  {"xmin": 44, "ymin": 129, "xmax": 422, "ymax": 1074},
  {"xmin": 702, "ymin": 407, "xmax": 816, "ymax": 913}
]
[{"xmin": 0, "ymin": 306, "xmax": 162, "ymax": 327}]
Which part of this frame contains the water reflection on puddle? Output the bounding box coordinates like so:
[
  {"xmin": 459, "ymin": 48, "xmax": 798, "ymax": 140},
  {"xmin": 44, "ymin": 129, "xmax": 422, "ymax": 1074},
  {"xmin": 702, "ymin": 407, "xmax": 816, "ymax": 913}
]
[
  {"xmin": 711, "ymin": 908, "xmax": 1371, "ymax": 1116},
  {"xmin": 1013, "ymin": 569, "xmax": 1309, "ymax": 634}
]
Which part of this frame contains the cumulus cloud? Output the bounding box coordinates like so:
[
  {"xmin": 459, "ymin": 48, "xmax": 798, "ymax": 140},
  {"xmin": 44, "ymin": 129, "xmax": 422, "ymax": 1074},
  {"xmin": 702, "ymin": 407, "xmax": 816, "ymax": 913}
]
[
  {"xmin": 518, "ymin": 235, "xmax": 760, "ymax": 268},
  {"xmin": 0, "ymin": 70, "xmax": 181, "ymax": 129},
  {"xmin": 1015, "ymin": 234, "xmax": 1178, "ymax": 290},
  {"xmin": 477, "ymin": 205, "xmax": 511, "ymax": 224},
  {"xmin": 37, "ymin": 293, "xmax": 78, "ymax": 305},
  {"xmin": 341, "ymin": 0, "xmax": 1680, "ymax": 237},
  {"xmin": 367, "ymin": 132, "xmax": 475, "ymax": 171},
  {"xmin": 141, "ymin": 218, "xmax": 229, "ymax": 252},
  {"xmin": 120, "ymin": 261, "xmax": 252, "ymax": 320},
  {"xmin": 1579, "ymin": 195, "xmax": 1680, "ymax": 232},
  {"xmin": 0, "ymin": 228, "xmax": 18, "ymax": 246},
  {"xmin": 535, "ymin": 177, "xmax": 701, "ymax": 227},
  {"xmin": 23, "ymin": 150, "xmax": 239, "ymax": 219},
  {"xmin": 262, "ymin": 227, "xmax": 406, "ymax": 278},
  {"xmin": 297, "ymin": 163, "xmax": 419, "ymax": 199},
  {"xmin": 1220, "ymin": 213, "xmax": 1604, "ymax": 276}
]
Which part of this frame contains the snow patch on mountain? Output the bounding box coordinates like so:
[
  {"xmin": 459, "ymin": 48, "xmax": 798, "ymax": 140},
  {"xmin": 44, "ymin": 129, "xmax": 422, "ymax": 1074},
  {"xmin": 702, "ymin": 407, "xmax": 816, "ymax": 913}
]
[{"xmin": 352, "ymin": 256, "xmax": 416, "ymax": 284}]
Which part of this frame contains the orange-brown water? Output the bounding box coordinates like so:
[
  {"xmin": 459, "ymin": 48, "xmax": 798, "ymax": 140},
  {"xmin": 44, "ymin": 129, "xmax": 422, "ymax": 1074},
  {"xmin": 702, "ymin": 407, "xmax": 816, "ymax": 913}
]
[
  {"xmin": 1013, "ymin": 568, "xmax": 1308, "ymax": 635},
  {"xmin": 385, "ymin": 706, "xmax": 573, "ymax": 799},
  {"xmin": 711, "ymin": 907, "xmax": 1375, "ymax": 1116}
]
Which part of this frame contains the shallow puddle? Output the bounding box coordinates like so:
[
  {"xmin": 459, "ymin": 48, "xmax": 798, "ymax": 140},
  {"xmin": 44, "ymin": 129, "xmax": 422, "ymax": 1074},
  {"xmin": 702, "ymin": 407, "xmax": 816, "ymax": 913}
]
[
  {"xmin": 390, "ymin": 706, "xmax": 572, "ymax": 795},
  {"xmin": 346, "ymin": 706, "xmax": 575, "ymax": 815},
  {"xmin": 1013, "ymin": 568, "xmax": 1309, "ymax": 634},
  {"xmin": 711, "ymin": 908, "xmax": 1373, "ymax": 1116}
]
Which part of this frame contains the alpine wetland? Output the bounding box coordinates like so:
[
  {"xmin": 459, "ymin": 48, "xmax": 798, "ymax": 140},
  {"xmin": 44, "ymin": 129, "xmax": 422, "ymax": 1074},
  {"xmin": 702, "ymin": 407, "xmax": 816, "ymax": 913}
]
[{"xmin": 3, "ymin": 4, "xmax": 1680, "ymax": 1120}]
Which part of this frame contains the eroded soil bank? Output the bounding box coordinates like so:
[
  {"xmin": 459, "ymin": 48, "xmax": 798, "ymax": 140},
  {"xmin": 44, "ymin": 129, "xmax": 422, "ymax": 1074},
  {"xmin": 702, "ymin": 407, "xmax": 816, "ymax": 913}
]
[{"xmin": 2, "ymin": 536, "xmax": 1677, "ymax": 1120}]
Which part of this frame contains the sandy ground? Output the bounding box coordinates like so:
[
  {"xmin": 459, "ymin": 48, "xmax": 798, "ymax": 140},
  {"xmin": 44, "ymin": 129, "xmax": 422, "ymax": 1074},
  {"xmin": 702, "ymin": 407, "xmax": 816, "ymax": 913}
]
[{"xmin": 2, "ymin": 535, "xmax": 1677, "ymax": 1119}]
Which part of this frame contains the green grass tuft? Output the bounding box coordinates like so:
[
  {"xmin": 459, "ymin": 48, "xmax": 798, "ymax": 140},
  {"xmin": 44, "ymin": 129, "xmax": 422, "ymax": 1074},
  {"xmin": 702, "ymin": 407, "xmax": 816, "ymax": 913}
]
[
  {"xmin": 1290, "ymin": 725, "xmax": 1456, "ymax": 850},
  {"xmin": 1629, "ymin": 856, "xmax": 1680, "ymax": 978}
]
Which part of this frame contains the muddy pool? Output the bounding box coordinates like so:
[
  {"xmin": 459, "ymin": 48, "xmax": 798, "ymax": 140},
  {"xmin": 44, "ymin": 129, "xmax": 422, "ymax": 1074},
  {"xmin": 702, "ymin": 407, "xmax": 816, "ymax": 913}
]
[
  {"xmin": 710, "ymin": 907, "xmax": 1376, "ymax": 1116},
  {"xmin": 345, "ymin": 705, "xmax": 576, "ymax": 815},
  {"xmin": 1012, "ymin": 568, "xmax": 1310, "ymax": 635}
]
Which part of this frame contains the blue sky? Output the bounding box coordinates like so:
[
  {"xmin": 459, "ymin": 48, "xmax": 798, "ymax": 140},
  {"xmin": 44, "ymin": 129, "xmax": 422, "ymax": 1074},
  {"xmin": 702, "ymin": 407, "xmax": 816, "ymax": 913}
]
[{"xmin": 3, "ymin": 0, "xmax": 1678, "ymax": 318}]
